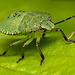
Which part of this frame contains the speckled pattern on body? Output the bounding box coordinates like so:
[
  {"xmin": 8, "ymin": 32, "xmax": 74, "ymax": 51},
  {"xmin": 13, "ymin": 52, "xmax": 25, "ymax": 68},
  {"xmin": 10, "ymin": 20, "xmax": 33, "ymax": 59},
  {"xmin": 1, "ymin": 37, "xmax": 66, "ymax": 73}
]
[{"xmin": 0, "ymin": 11, "xmax": 55, "ymax": 35}]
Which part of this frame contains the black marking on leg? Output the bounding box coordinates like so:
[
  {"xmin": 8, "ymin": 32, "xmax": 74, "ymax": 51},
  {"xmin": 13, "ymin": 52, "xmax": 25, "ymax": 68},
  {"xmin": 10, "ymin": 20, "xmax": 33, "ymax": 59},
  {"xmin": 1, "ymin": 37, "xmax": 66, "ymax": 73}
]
[
  {"xmin": 54, "ymin": 15, "xmax": 75, "ymax": 25},
  {"xmin": 0, "ymin": 51, "xmax": 7, "ymax": 56},
  {"xmin": 17, "ymin": 55, "xmax": 24, "ymax": 63},
  {"xmin": 36, "ymin": 43, "xmax": 44, "ymax": 65},
  {"xmin": 40, "ymin": 53, "xmax": 44, "ymax": 65},
  {"xmin": 17, "ymin": 44, "xmax": 25, "ymax": 63},
  {"xmin": 42, "ymin": 33, "xmax": 45, "ymax": 37},
  {"xmin": 0, "ymin": 43, "xmax": 14, "ymax": 56},
  {"xmin": 63, "ymin": 35, "xmax": 68, "ymax": 41},
  {"xmin": 0, "ymin": 46, "xmax": 10, "ymax": 56},
  {"xmin": 56, "ymin": 28, "xmax": 75, "ymax": 43}
]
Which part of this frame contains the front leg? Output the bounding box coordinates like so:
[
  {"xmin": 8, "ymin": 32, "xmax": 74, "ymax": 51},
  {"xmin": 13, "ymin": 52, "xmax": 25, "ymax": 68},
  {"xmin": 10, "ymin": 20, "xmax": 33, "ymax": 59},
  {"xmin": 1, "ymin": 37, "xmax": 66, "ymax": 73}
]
[
  {"xmin": 36, "ymin": 37, "xmax": 44, "ymax": 65},
  {"xmin": 56, "ymin": 28, "xmax": 75, "ymax": 43}
]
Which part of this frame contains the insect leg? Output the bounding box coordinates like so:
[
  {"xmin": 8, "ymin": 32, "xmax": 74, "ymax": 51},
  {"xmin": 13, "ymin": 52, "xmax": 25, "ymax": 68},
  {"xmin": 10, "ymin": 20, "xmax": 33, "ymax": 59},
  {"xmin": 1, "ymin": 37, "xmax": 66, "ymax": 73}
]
[
  {"xmin": 0, "ymin": 47, "xmax": 10, "ymax": 56},
  {"xmin": 42, "ymin": 29, "xmax": 47, "ymax": 37},
  {"xmin": 17, "ymin": 38, "xmax": 33, "ymax": 63},
  {"xmin": 54, "ymin": 16, "xmax": 75, "ymax": 25},
  {"xmin": 42, "ymin": 33, "xmax": 46, "ymax": 37},
  {"xmin": 0, "ymin": 39, "xmax": 27, "ymax": 56},
  {"xmin": 36, "ymin": 37, "xmax": 44, "ymax": 65},
  {"xmin": 56, "ymin": 28, "xmax": 75, "ymax": 43}
]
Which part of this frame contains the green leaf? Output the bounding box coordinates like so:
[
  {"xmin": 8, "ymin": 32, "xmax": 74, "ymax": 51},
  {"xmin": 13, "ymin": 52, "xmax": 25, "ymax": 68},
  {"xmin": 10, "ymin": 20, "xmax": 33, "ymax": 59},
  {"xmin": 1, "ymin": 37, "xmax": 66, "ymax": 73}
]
[{"xmin": 0, "ymin": 31, "xmax": 75, "ymax": 75}]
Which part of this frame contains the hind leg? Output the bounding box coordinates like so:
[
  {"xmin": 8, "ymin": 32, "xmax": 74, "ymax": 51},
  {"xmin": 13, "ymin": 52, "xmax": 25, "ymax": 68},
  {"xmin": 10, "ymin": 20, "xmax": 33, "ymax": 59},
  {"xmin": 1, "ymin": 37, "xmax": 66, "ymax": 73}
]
[
  {"xmin": 0, "ymin": 39, "xmax": 26, "ymax": 56},
  {"xmin": 56, "ymin": 28, "xmax": 75, "ymax": 43}
]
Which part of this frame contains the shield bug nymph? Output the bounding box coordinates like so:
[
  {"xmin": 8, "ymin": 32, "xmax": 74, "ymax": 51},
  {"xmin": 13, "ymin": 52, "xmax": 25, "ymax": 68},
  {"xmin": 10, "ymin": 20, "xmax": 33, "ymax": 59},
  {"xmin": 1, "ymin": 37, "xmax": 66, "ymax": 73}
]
[{"xmin": 0, "ymin": 11, "xmax": 75, "ymax": 65}]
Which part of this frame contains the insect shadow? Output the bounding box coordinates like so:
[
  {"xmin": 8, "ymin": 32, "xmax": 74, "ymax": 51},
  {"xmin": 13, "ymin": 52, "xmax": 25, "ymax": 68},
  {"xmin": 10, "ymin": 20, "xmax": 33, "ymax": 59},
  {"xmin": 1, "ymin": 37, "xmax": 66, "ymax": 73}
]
[{"xmin": 0, "ymin": 35, "xmax": 59, "ymax": 57}]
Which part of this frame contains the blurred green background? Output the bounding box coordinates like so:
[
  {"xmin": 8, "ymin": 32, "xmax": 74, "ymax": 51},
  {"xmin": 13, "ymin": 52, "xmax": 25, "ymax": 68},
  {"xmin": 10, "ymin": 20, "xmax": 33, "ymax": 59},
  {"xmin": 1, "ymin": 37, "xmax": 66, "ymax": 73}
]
[{"xmin": 0, "ymin": 0, "xmax": 75, "ymax": 75}]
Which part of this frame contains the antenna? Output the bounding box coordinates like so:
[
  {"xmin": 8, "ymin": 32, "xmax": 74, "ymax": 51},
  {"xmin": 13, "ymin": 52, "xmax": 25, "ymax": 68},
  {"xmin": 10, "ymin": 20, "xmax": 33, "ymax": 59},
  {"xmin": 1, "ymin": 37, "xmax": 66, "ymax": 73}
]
[{"xmin": 54, "ymin": 15, "xmax": 75, "ymax": 25}]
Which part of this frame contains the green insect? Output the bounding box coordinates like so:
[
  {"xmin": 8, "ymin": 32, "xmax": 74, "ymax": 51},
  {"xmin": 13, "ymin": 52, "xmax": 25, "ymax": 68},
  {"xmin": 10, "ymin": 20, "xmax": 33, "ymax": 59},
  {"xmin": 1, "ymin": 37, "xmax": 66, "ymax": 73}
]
[{"xmin": 0, "ymin": 11, "xmax": 75, "ymax": 65}]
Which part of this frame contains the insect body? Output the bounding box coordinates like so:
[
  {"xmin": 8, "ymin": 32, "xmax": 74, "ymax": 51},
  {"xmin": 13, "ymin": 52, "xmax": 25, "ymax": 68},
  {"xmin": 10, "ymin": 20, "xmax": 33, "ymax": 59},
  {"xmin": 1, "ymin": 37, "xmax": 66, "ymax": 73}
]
[{"xmin": 0, "ymin": 11, "xmax": 75, "ymax": 65}]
